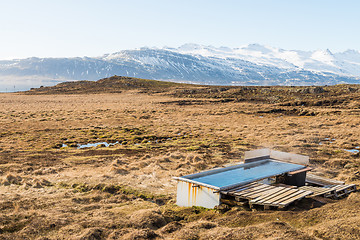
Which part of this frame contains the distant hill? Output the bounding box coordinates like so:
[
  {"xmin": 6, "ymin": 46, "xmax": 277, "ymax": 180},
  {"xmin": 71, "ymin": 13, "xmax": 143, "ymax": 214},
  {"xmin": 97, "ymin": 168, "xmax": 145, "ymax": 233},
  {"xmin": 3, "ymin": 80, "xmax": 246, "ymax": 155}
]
[
  {"xmin": 26, "ymin": 76, "xmax": 360, "ymax": 111},
  {"xmin": 25, "ymin": 76, "xmax": 193, "ymax": 94},
  {"xmin": 2, "ymin": 44, "xmax": 360, "ymax": 91}
]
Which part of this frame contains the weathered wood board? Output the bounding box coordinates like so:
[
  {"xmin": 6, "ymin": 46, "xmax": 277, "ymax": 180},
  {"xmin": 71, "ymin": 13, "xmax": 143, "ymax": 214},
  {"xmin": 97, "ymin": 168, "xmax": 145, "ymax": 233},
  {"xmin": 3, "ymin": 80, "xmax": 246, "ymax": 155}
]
[
  {"xmin": 306, "ymin": 174, "xmax": 345, "ymax": 187},
  {"xmin": 222, "ymin": 182, "xmax": 313, "ymax": 208}
]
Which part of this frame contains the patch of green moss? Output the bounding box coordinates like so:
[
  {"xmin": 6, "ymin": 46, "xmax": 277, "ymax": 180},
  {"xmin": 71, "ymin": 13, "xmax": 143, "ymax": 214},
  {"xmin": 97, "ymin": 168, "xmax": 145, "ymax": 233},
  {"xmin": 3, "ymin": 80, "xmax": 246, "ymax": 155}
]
[{"xmin": 187, "ymin": 146, "xmax": 201, "ymax": 151}]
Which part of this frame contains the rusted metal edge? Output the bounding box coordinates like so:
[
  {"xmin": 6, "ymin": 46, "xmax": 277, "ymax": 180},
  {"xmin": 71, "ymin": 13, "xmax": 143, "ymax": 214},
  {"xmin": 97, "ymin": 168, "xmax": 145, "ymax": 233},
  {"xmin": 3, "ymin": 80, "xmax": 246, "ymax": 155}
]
[{"xmin": 172, "ymin": 177, "xmax": 220, "ymax": 190}]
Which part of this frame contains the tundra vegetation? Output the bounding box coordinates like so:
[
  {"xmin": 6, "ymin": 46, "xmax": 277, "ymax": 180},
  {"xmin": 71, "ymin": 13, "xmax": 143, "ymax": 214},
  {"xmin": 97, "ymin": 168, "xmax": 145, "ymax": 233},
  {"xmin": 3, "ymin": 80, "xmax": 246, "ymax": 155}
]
[{"xmin": 0, "ymin": 76, "xmax": 360, "ymax": 239}]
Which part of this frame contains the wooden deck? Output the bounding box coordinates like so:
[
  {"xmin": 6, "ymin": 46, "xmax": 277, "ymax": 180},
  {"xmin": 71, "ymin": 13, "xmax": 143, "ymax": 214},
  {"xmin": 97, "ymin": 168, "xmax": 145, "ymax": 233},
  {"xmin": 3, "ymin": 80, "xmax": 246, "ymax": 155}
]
[
  {"xmin": 221, "ymin": 178, "xmax": 357, "ymax": 209},
  {"xmin": 222, "ymin": 182, "xmax": 313, "ymax": 208},
  {"xmin": 298, "ymin": 185, "xmax": 336, "ymax": 197}
]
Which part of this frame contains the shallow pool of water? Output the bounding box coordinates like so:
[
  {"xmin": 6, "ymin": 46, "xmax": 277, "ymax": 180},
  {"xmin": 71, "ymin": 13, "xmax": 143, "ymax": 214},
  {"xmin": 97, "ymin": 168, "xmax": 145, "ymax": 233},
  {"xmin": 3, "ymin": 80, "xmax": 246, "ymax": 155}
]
[
  {"xmin": 344, "ymin": 149, "xmax": 360, "ymax": 154},
  {"xmin": 77, "ymin": 141, "xmax": 119, "ymax": 149}
]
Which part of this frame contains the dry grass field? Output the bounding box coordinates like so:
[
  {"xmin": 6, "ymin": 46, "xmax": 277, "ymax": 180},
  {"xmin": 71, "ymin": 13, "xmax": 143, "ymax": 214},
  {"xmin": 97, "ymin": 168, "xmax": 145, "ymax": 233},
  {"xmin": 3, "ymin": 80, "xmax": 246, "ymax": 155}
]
[{"xmin": 1, "ymin": 76, "xmax": 360, "ymax": 239}]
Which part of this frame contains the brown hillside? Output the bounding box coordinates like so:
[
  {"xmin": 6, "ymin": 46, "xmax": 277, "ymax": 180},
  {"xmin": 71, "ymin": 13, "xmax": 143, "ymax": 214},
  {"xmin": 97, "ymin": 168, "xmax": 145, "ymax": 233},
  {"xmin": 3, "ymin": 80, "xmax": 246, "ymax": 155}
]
[{"xmin": 25, "ymin": 76, "xmax": 194, "ymax": 94}]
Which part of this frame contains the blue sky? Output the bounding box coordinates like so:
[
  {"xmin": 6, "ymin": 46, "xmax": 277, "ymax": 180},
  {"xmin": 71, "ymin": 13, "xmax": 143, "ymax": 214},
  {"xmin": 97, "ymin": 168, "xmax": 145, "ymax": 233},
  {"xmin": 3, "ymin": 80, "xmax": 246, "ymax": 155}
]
[{"xmin": 1, "ymin": 0, "xmax": 359, "ymax": 59}]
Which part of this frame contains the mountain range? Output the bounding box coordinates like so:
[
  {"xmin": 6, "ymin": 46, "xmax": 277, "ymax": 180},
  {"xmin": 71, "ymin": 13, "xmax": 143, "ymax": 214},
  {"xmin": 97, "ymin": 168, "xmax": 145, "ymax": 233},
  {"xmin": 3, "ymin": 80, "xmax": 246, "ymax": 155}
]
[{"xmin": 1, "ymin": 43, "xmax": 360, "ymax": 91}]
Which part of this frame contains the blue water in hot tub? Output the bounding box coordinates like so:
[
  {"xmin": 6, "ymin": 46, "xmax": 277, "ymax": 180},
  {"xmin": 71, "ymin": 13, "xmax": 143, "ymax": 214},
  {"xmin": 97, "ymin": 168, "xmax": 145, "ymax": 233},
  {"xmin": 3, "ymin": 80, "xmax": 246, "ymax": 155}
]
[{"xmin": 189, "ymin": 160, "xmax": 304, "ymax": 188}]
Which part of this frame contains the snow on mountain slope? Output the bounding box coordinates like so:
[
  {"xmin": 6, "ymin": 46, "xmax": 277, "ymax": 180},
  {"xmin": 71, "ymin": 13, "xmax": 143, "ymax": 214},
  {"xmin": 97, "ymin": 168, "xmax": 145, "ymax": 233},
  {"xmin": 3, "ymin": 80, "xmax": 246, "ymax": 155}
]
[
  {"xmin": 0, "ymin": 44, "xmax": 359, "ymax": 91},
  {"xmin": 165, "ymin": 44, "xmax": 360, "ymax": 77}
]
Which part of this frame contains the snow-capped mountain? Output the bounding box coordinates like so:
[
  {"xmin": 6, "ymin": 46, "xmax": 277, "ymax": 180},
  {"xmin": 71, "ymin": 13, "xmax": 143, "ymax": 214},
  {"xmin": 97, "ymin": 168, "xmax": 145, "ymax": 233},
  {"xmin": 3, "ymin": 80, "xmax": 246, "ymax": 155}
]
[
  {"xmin": 166, "ymin": 43, "xmax": 360, "ymax": 76},
  {"xmin": 1, "ymin": 44, "xmax": 360, "ymax": 91}
]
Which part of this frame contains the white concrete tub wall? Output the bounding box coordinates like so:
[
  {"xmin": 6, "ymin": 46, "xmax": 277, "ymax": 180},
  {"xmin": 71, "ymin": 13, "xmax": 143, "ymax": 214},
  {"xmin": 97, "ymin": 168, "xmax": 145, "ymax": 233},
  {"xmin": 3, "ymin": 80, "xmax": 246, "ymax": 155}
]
[
  {"xmin": 176, "ymin": 181, "xmax": 220, "ymax": 209},
  {"xmin": 174, "ymin": 166, "xmax": 226, "ymax": 208}
]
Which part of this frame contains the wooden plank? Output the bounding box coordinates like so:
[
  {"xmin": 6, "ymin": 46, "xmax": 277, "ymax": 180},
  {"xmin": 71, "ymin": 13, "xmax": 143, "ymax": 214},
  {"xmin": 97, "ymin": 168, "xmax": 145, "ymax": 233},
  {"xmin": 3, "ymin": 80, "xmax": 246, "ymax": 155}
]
[
  {"xmin": 332, "ymin": 184, "xmax": 356, "ymax": 192},
  {"xmin": 237, "ymin": 185, "xmax": 275, "ymax": 197},
  {"xmin": 302, "ymin": 186, "xmax": 326, "ymax": 192},
  {"xmin": 229, "ymin": 183, "xmax": 262, "ymax": 193},
  {"xmin": 250, "ymin": 188, "xmax": 290, "ymax": 203},
  {"xmin": 314, "ymin": 189, "xmax": 333, "ymax": 195},
  {"xmin": 224, "ymin": 183, "xmax": 259, "ymax": 195},
  {"xmin": 251, "ymin": 188, "xmax": 312, "ymax": 208},
  {"xmin": 288, "ymin": 167, "xmax": 313, "ymax": 175},
  {"xmin": 311, "ymin": 190, "xmax": 334, "ymax": 197},
  {"xmin": 272, "ymin": 183, "xmax": 297, "ymax": 189},
  {"xmin": 271, "ymin": 190, "xmax": 307, "ymax": 205},
  {"xmin": 298, "ymin": 186, "xmax": 334, "ymax": 197},
  {"xmin": 243, "ymin": 187, "xmax": 280, "ymax": 199},
  {"xmin": 241, "ymin": 189, "xmax": 277, "ymax": 200},
  {"xmin": 299, "ymin": 186, "xmax": 320, "ymax": 190},
  {"xmin": 264, "ymin": 188, "xmax": 300, "ymax": 202},
  {"xmin": 227, "ymin": 183, "xmax": 278, "ymax": 201},
  {"xmin": 228, "ymin": 182, "xmax": 259, "ymax": 192},
  {"xmin": 235, "ymin": 183, "xmax": 269, "ymax": 192},
  {"xmin": 262, "ymin": 189, "xmax": 300, "ymax": 205},
  {"xmin": 250, "ymin": 188, "xmax": 289, "ymax": 203},
  {"xmin": 306, "ymin": 174, "xmax": 345, "ymax": 186},
  {"xmin": 239, "ymin": 185, "xmax": 277, "ymax": 196},
  {"xmin": 231, "ymin": 184, "xmax": 274, "ymax": 201},
  {"xmin": 234, "ymin": 185, "xmax": 273, "ymax": 196},
  {"xmin": 246, "ymin": 185, "xmax": 312, "ymax": 208},
  {"xmin": 305, "ymin": 180, "xmax": 331, "ymax": 187},
  {"xmin": 279, "ymin": 191, "xmax": 312, "ymax": 206},
  {"xmin": 282, "ymin": 190, "xmax": 312, "ymax": 203}
]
